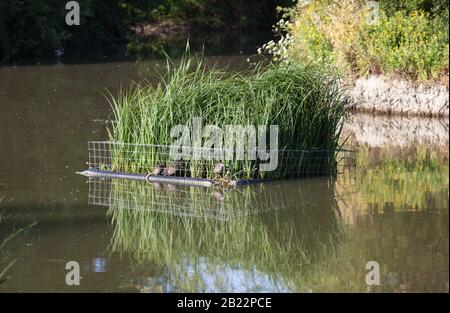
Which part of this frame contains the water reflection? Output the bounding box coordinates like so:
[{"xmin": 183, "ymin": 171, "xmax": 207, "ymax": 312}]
[
  {"xmin": 335, "ymin": 131, "xmax": 449, "ymax": 292},
  {"xmin": 343, "ymin": 113, "xmax": 449, "ymax": 147},
  {"xmin": 88, "ymin": 177, "xmax": 343, "ymax": 292},
  {"xmin": 85, "ymin": 142, "xmax": 448, "ymax": 292},
  {"xmin": 79, "ymin": 120, "xmax": 448, "ymax": 293}
]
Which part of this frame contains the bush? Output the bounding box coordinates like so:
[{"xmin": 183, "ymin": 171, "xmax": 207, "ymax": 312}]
[
  {"xmin": 360, "ymin": 10, "xmax": 449, "ymax": 80},
  {"xmin": 262, "ymin": 0, "xmax": 449, "ymax": 82}
]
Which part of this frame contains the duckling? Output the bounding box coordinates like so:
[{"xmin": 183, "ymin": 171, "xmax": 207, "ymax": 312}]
[
  {"xmin": 151, "ymin": 163, "xmax": 163, "ymax": 176},
  {"xmin": 163, "ymin": 161, "xmax": 180, "ymax": 176},
  {"xmin": 213, "ymin": 162, "xmax": 224, "ymax": 178}
]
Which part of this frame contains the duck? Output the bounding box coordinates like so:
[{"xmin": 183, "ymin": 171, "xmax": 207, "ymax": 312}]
[
  {"xmin": 163, "ymin": 161, "xmax": 180, "ymax": 176},
  {"xmin": 213, "ymin": 162, "xmax": 224, "ymax": 178},
  {"xmin": 151, "ymin": 163, "xmax": 163, "ymax": 175}
]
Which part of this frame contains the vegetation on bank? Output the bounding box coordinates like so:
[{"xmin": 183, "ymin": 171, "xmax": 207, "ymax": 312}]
[
  {"xmin": 108, "ymin": 53, "xmax": 348, "ymax": 180},
  {"xmin": 262, "ymin": 0, "xmax": 449, "ymax": 83},
  {"xmin": 0, "ymin": 0, "xmax": 293, "ymax": 60}
]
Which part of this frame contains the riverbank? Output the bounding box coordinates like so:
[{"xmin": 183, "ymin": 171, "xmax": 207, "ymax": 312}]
[
  {"xmin": 349, "ymin": 75, "xmax": 449, "ymax": 117},
  {"xmin": 261, "ymin": 0, "xmax": 449, "ymax": 118},
  {"xmin": 130, "ymin": 23, "xmax": 450, "ymax": 118}
]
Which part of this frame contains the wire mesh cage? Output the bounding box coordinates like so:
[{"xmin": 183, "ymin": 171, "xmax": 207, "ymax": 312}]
[{"xmin": 85, "ymin": 141, "xmax": 356, "ymax": 184}]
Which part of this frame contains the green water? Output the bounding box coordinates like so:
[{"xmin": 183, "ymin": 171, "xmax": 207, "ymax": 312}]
[{"xmin": 0, "ymin": 49, "xmax": 448, "ymax": 292}]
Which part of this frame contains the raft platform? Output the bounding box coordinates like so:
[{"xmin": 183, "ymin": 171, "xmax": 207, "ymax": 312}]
[{"xmin": 77, "ymin": 168, "xmax": 263, "ymax": 187}]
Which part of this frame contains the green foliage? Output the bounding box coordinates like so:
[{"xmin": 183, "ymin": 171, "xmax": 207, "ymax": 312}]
[
  {"xmin": 267, "ymin": 0, "xmax": 449, "ymax": 82},
  {"xmin": 0, "ymin": 0, "xmax": 294, "ymax": 60},
  {"xmin": 380, "ymin": 0, "xmax": 449, "ymax": 17},
  {"xmin": 360, "ymin": 10, "xmax": 449, "ymax": 80}
]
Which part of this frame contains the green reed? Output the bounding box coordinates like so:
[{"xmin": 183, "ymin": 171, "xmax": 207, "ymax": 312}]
[{"xmin": 107, "ymin": 52, "xmax": 348, "ymax": 180}]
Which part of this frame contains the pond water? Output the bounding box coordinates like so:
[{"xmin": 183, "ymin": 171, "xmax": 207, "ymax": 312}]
[{"xmin": 0, "ymin": 49, "xmax": 448, "ymax": 292}]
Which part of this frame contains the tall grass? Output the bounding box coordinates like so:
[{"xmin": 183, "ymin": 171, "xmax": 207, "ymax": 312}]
[{"xmin": 107, "ymin": 52, "xmax": 348, "ymax": 180}]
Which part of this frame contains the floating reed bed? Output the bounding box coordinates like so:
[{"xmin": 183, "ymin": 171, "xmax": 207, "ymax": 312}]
[{"xmin": 107, "ymin": 54, "xmax": 348, "ymax": 181}]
